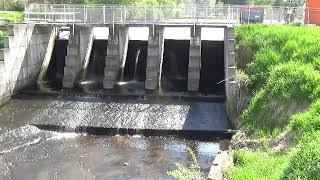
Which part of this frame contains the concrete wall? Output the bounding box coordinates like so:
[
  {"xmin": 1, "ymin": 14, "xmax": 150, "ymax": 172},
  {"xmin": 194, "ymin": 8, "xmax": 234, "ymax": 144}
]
[
  {"xmin": 0, "ymin": 24, "xmax": 52, "ymax": 105},
  {"xmin": 188, "ymin": 26, "xmax": 201, "ymax": 92},
  {"xmin": 224, "ymin": 26, "xmax": 236, "ymax": 100},
  {"xmin": 145, "ymin": 25, "xmax": 164, "ymax": 90},
  {"xmin": 63, "ymin": 26, "xmax": 96, "ymax": 88},
  {"xmin": 63, "ymin": 27, "xmax": 80, "ymax": 88}
]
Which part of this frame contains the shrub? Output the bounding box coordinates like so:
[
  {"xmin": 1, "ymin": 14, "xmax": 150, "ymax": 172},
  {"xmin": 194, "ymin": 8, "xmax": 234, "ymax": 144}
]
[{"xmin": 0, "ymin": 11, "xmax": 24, "ymax": 23}]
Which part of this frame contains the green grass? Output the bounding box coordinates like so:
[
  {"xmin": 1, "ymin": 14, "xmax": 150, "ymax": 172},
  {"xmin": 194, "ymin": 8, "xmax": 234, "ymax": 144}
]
[
  {"xmin": 282, "ymin": 132, "xmax": 320, "ymax": 180},
  {"xmin": 0, "ymin": 11, "xmax": 24, "ymax": 23},
  {"xmin": 234, "ymin": 25, "xmax": 320, "ymax": 137},
  {"xmin": 229, "ymin": 136, "xmax": 320, "ymax": 180},
  {"xmin": 229, "ymin": 25, "xmax": 320, "ymax": 180},
  {"xmin": 228, "ymin": 149, "xmax": 290, "ymax": 180},
  {"xmin": 242, "ymin": 62, "xmax": 320, "ymax": 136}
]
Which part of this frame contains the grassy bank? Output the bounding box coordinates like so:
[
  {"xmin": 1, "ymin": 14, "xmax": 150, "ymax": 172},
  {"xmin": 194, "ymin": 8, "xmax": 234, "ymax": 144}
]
[
  {"xmin": 228, "ymin": 25, "xmax": 320, "ymax": 179},
  {"xmin": 0, "ymin": 11, "xmax": 24, "ymax": 23}
]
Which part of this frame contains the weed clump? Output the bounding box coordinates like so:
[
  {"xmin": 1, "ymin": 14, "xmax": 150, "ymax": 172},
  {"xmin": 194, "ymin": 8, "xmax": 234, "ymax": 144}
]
[{"xmin": 167, "ymin": 147, "xmax": 203, "ymax": 180}]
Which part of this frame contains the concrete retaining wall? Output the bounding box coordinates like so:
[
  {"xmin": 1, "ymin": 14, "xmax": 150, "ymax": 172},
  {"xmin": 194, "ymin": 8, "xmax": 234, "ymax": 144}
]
[{"xmin": 0, "ymin": 24, "xmax": 52, "ymax": 105}]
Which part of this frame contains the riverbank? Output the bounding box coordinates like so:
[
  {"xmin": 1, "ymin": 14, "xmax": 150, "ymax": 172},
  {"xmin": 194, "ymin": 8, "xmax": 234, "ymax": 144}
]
[{"xmin": 227, "ymin": 25, "xmax": 320, "ymax": 179}]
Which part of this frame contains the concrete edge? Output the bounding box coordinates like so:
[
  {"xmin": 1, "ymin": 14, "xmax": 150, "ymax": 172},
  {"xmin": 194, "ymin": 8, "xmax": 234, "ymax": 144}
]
[{"xmin": 207, "ymin": 150, "xmax": 233, "ymax": 180}]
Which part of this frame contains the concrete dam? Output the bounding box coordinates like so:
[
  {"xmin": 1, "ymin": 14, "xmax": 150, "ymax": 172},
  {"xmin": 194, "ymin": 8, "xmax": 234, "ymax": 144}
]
[
  {"xmin": 0, "ymin": 23, "xmax": 235, "ymax": 137},
  {"xmin": 0, "ymin": 4, "xmax": 240, "ymax": 178},
  {"xmin": 40, "ymin": 25, "xmax": 234, "ymax": 96}
]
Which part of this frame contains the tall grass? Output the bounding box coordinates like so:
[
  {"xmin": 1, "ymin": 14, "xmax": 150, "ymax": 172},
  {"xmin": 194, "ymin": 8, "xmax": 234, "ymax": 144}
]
[
  {"xmin": 234, "ymin": 25, "xmax": 320, "ymax": 136},
  {"xmin": 229, "ymin": 25, "xmax": 320, "ymax": 180}
]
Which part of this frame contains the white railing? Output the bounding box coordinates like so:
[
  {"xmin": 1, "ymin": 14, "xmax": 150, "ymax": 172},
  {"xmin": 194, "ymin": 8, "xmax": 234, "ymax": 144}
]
[{"xmin": 24, "ymin": 4, "xmax": 320, "ymax": 25}]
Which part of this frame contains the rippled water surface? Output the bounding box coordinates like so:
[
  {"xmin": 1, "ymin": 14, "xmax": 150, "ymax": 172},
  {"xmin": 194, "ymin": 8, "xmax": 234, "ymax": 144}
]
[{"xmin": 0, "ymin": 97, "xmax": 229, "ymax": 179}]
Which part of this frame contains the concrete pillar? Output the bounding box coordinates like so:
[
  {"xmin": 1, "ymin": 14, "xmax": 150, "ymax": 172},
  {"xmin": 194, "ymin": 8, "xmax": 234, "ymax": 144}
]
[
  {"xmin": 224, "ymin": 26, "xmax": 236, "ymax": 100},
  {"xmin": 188, "ymin": 25, "xmax": 201, "ymax": 91},
  {"xmin": 63, "ymin": 26, "xmax": 80, "ymax": 88},
  {"xmin": 103, "ymin": 25, "xmax": 129, "ymax": 89},
  {"xmin": 79, "ymin": 27, "xmax": 93, "ymax": 65},
  {"xmin": 145, "ymin": 25, "xmax": 164, "ymax": 90},
  {"xmin": 38, "ymin": 27, "xmax": 58, "ymax": 87}
]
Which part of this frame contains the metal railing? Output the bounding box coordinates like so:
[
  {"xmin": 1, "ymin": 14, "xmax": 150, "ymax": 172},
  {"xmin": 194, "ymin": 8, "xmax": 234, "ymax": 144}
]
[{"xmin": 24, "ymin": 4, "xmax": 320, "ymax": 25}]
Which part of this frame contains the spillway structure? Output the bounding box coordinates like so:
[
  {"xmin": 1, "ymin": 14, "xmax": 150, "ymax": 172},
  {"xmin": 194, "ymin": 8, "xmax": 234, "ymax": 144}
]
[{"xmin": 35, "ymin": 24, "xmax": 236, "ymax": 101}]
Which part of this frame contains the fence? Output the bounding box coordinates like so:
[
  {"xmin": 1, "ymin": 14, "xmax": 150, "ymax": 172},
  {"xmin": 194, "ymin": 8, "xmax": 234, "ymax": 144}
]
[{"xmin": 24, "ymin": 4, "xmax": 320, "ymax": 25}]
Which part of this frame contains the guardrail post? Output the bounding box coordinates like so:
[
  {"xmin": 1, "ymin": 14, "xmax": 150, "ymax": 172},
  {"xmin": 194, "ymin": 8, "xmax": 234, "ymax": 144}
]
[
  {"xmin": 63, "ymin": 5, "xmax": 66, "ymax": 24},
  {"xmin": 271, "ymin": 8, "xmax": 274, "ymax": 24},
  {"xmin": 83, "ymin": 5, "xmax": 86, "ymax": 24},
  {"xmin": 153, "ymin": 5, "xmax": 155, "ymax": 25},
  {"xmin": 103, "ymin": 5, "xmax": 106, "ymax": 24},
  {"xmin": 248, "ymin": 6, "xmax": 250, "ymax": 24},
  {"xmin": 145, "ymin": 5, "xmax": 147, "ymax": 23},
  {"xmin": 206, "ymin": 6, "xmax": 208, "ymax": 18},
  {"xmin": 44, "ymin": 5, "xmax": 47, "ymax": 22},
  {"xmin": 124, "ymin": 6, "xmax": 127, "ymax": 23},
  {"xmin": 228, "ymin": 5, "xmax": 231, "ymax": 24},
  {"xmin": 112, "ymin": 6, "xmax": 115, "ymax": 34},
  {"xmin": 24, "ymin": 4, "xmax": 28, "ymax": 23},
  {"xmin": 307, "ymin": 7, "xmax": 310, "ymax": 24},
  {"xmin": 73, "ymin": 6, "xmax": 76, "ymax": 23}
]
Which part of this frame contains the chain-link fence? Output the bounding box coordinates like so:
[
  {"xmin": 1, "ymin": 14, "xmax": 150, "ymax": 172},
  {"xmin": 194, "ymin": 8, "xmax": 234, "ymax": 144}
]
[{"xmin": 24, "ymin": 4, "xmax": 320, "ymax": 25}]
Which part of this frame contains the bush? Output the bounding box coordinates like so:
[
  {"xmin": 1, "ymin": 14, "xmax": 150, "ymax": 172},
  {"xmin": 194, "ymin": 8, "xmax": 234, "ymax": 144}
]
[
  {"xmin": 0, "ymin": 0, "xmax": 25, "ymax": 11},
  {"xmin": 0, "ymin": 11, "xmax": 24, "ymax": 23}
]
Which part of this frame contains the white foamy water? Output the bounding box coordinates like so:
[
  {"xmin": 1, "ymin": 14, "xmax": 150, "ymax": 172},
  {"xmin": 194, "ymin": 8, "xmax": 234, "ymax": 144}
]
[
  {"xmin": 0, "ymin": 137, "xmax": 41, "ymax": 154},
  {"xmin": 47, "ymin": 132, "xmax": 82, "ymax": 141}
]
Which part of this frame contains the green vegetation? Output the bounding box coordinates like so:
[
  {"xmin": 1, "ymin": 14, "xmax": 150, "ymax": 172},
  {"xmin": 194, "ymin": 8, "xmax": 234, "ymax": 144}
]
[
  {"xmin": 228, "ymin": 149, "xmax": 290, "ymax": 180},
  {"xmin": 234, "ymin": 25, "xmax": 320, "ymax": 137},
  {"xmin": 0, "ymin": 11, "xmax": 24, "ymax": 23},
  {"xmin": 228, "ymin": 25, "xmax": 320, "ymax": 179},
  {"xmin": 167, "ymin": 147, "xmax": 203, "ymax": 180},
  {"xmin": 0, "ymin": 30, "xmax": 7, "ymax": 48}
]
